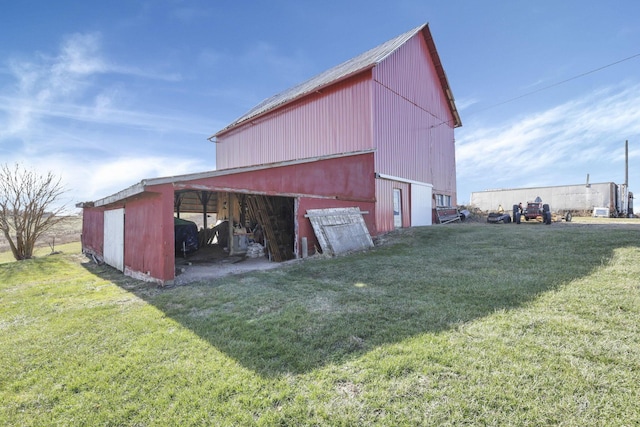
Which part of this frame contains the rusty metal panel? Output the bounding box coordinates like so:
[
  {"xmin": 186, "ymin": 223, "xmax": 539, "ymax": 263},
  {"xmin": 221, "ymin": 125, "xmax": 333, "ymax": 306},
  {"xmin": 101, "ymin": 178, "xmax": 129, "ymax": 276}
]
[{"xmin": 216, "ymin": 74, "xmax": 373, "ymax": 170}]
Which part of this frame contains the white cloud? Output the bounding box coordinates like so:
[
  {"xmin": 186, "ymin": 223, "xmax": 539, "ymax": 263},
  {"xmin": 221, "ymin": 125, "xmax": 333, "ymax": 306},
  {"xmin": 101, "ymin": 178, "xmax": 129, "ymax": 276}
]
[
  {"xmin": 457, "ymin": 83, "xmax": 640, "ymax": 197},
  {"xmin": 0, "ymin": 32, "xmax": 184, "ymax": 140},
  {"xmin": 0, "ymin": 95, "xmax": 210, "ymax": 135},
  {"xmin": 0, "ymin": 31, "xmax": 217, "ymax": 209},
  {"xmin": 0, "ymin": 32, "xmax": 208, "ymax": 136},
  {"xmin": 454, "ymin": 96, "xmax": 480, "ymax": 111},
  {"xmin": 55, "ymin": 32, "xmax": 108, "ymax": 76},
  {"xmin": 13, "ymin": 153, "xmax": 210, "ymax": 211},
  {"xmin": 86, "ymin": 156, "xmax": 210, "ymax": 199},
  {"xmin": 1, "ymin": 33, "xmax": 105, "ymax": 138}
]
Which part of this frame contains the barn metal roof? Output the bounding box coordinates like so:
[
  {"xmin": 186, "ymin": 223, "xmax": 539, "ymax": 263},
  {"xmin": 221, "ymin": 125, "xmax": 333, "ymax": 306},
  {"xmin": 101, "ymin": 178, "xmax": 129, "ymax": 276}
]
[{"xmin": 211, "ymin": 23, "xmax": 460, "ymax": 139}]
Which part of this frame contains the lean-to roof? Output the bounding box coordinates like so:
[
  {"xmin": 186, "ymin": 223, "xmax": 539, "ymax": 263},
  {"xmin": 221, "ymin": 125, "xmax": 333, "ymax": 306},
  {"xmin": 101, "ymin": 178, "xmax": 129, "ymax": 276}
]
[{"xmin": 78, "ymin": 149, "xmax": 375, "ymax": 208}]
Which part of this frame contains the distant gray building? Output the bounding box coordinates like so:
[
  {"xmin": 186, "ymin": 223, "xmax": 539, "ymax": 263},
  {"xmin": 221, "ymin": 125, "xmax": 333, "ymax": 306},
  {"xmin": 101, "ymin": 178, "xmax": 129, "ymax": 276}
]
[{"xmin": 470, "ymin": 182, "xmax": 632, "ymax": 216}]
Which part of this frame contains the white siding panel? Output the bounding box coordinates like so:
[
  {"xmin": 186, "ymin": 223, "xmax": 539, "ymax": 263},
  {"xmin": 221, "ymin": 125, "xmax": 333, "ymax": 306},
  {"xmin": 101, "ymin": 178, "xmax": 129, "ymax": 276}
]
[
  {"xmin": 103, "ymin": 208, "xmax": 124, "ymax": 272},
  {"xmin": 411, "ymin": 183, "xmax": 433, "ymax": 226}
]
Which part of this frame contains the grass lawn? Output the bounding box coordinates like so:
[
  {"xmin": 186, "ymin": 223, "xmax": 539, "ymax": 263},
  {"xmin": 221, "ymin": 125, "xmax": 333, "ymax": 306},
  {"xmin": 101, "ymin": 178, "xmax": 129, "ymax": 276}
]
[
  {"xmin": 0, "ymin": 215, "xmax": 82, "ymax": 264},
  {"xmin": 1, "ymin": 223, "xmax": 639, "ymax": 425},
  {"xmin": 0, "ymin": 242, "xmax": 81, "ymax": 264}
]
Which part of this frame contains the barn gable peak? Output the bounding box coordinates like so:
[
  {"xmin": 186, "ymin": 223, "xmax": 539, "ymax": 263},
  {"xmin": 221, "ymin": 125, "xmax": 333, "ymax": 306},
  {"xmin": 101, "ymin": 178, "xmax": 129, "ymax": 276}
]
[{"xmin": 212, "ymin": 22, "xmax": 460, "ymax": 140}]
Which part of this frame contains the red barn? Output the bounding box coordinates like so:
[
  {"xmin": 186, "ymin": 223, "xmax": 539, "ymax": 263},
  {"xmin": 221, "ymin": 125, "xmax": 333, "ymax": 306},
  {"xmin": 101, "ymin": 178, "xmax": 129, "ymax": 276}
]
[{"xmin": 79, "ymin": 23, "xmax": 461, "ymax": 284}]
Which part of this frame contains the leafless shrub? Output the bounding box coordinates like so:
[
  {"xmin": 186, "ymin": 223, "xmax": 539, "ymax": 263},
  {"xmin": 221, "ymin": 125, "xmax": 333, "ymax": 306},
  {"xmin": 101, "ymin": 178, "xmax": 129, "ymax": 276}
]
[{"xmin": 0, "ymin": 164, "xmax": 66, "ymax": 260}]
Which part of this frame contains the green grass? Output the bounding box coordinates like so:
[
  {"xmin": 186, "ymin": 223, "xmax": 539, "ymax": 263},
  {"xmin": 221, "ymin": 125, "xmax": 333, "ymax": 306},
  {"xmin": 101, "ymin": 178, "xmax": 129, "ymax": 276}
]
[
  {"xmin": 1, "ymin": 224, "xmax": 640, "ymax": 425},
  {"xmin": 0, "ymin": 241, "xmax": 81, "ymax": 264},
  {"xmin": 0, "ymin": 214, "xmax": 82, "ymax": 263}
]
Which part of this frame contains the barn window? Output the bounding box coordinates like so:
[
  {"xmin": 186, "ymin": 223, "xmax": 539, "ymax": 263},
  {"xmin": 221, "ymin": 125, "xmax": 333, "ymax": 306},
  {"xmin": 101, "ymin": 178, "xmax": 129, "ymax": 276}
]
[{"xmin": 435, "ymin": 194, "xmax": 451, "ymax": 207}]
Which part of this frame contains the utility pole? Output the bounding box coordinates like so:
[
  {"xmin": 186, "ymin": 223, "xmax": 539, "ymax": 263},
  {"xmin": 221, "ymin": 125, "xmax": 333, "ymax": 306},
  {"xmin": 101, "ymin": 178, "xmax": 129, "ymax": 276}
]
[{"xmin": 623, "ymin": 140, "xmax": 629, "ymax": 217}]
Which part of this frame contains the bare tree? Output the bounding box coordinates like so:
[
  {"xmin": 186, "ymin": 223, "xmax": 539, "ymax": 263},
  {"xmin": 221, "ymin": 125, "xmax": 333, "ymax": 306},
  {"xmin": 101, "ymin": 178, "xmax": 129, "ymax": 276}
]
[{"xmin": 0, "ymin": 164, "xmax": 66, "ymax": 261}]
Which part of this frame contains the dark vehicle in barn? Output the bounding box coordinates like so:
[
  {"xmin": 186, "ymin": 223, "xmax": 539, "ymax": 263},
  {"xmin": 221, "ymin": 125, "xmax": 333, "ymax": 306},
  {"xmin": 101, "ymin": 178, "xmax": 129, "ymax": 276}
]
[{"xmin": 174, "ymin": 217, "xmax": 199, "ymax": 255}]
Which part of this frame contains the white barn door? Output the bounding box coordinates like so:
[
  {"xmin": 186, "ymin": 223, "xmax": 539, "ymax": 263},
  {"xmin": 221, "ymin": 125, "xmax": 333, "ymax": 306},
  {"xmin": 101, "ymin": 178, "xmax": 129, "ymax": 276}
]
[
  {"xmin": 411, "ymin": 183, "xmax": 433, "ymax": 226},
  {"xmin": 103, "ymin": 208, "xmax": 124, "ymax": 271}
]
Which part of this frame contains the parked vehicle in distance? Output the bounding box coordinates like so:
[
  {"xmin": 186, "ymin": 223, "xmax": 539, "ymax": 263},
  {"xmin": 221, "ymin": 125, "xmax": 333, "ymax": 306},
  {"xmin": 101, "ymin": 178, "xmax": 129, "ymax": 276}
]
[
  {"xmin": 487, "ymin": 211, "xmax": 511, "ymax": 224},
  {"xmin": 523, "ymin": 201, "xmax": 544, "ymax": 221},
  {"xmin": 471, "ymin": 182, "xmax": 633, "ymax": 218},
  {"xmin": 523, "ymin": 198, "xmax": 572, "ymax": 223}
]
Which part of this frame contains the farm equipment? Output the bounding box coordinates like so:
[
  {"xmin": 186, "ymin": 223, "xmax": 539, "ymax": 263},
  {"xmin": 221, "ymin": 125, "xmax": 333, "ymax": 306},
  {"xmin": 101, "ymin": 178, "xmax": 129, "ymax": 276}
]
[
  {"xmin": 487, "ymin": 211, "xmax": 511, "ymax": 224},
  {"xmin": 522, "ymin": 198, "xmax": 572, "ymax": 224}
]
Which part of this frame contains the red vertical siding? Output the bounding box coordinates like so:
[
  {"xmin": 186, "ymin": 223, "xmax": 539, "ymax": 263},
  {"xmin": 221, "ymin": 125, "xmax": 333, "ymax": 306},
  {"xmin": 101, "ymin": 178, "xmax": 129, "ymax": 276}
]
[
  {"xmin": 375, "ymin": 179, "xmax": 410, "ymax": 233},
  {"xmin": 81, "ymin": 206, "xmax": 105, "ymax": 258},
  {"xmin": 114, "ymin": 155, "xmax": 375, "ymax": 283},
  {"xmin": 182, "ymin": 153, "xmax": 376, "ymax": 202},
  {"xmin": 372, "ymin": 33, "xmax": 457, "ymax": 204},
  {"xmin": 374, "ymin": 35, "xmax": 452, "ymax": 116},
  {"xmin": 216, "ymin": 74, "xmax": 373, "ymax": 169},
  {"xmin": 123, "ymin": 185, "xmax": 175, "ymax": 283},
  {"xmin": 183, "ymin": 153, "xmax": 377, "ymax": 256}
]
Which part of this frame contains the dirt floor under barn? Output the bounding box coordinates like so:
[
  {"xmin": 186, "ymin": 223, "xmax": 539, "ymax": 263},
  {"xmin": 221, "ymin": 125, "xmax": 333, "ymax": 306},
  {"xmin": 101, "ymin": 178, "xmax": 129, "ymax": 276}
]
[{"xmin": 173, "ymin": 244, "xmax": 299, "ymax": 285}]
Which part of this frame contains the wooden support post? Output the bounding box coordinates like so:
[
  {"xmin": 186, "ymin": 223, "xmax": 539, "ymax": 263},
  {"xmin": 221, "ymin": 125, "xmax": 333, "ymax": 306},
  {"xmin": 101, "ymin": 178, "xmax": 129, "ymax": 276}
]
[
  {"xmin": 301, "ymin": 237, "xmax": 308, "ymax": 258},
  {"xmin": 228, "ymin": 193, "xmax": 234, "ymax": 253},
  {"xmin": 174, "ymin": 193, "xmax": 182, "ymax": 218},
  {"xmin": 198, "ymin": 191, "xmax": 211, "ymax": 232}
]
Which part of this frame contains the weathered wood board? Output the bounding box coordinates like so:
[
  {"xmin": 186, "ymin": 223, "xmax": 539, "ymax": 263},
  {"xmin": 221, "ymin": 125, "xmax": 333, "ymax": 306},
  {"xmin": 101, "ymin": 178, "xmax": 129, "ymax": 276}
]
[{"xmin": 306, "ymin": 207, "xmax": 373, "ymax": 256}]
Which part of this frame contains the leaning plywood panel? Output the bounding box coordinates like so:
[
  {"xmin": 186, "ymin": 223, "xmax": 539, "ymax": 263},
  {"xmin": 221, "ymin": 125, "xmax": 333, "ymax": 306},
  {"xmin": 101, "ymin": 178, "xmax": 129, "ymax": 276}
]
[{"xmin": 306, "ymin": 207, "xmax": 374, "ymax": 256}]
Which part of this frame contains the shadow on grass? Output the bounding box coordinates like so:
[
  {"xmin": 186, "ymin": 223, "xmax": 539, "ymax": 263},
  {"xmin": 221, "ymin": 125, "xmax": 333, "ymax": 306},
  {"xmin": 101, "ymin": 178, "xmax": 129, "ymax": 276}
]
[{"xmin": 83, "ymin": 224, "xmax": 640, "ymax": 377}]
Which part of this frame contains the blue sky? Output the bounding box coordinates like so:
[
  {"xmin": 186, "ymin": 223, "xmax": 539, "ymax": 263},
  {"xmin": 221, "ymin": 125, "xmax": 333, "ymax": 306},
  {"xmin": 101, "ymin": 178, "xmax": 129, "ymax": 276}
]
[{"xmin": 1, "ymin": 1, "xmax": 639, "ymax": 210}]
